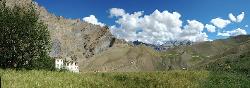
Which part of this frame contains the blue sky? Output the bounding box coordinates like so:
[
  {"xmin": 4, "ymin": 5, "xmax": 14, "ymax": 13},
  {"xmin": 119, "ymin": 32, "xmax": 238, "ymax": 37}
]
[{"xmin": 35, "ymin": 0, "xmax": 250, "ymax": 44}]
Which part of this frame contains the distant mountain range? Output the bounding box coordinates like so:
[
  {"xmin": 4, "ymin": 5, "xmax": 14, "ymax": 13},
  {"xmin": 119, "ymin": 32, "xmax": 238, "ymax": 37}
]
[{"xmin": 130, "ymin": 40, "xmax": 194, "ymax": 51}]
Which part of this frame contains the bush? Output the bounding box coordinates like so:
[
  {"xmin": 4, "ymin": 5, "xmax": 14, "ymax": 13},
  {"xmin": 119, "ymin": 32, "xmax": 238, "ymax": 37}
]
[{"xmin": 0, "ymin": 1, "xmax": 54, "ymax": 70}]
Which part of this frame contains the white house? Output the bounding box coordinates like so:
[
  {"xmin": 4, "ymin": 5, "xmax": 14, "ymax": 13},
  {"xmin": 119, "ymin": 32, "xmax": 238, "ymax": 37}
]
[
  {"xmin": 65, "ymin": 61, "xmax": 79, "ymax": 73},
  {"xmin": 55, "ymin": 58, "xmax": 64, "ymax": 69},
  {"xmin": 55, "ymin": 57, "xmax": 79, "ymax": 73}
]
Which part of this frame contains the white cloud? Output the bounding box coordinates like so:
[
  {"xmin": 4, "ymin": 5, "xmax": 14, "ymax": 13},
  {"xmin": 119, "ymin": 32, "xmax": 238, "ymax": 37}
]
[
  {"xmin": 211, "ymin": 18, "xmax": 231, "ymax": 29},
  {"xmin": 205, "ymin": 24, "xmax": 216, "ymax": 32},
  {"xmin": 180, "ymin": 20, "xmax": 208, "ymax": 42},
  {"xmin": 229, "ymin": 13, "xmax": 237, "ymax": 22},
  {"xmin": 228, "ymin": 12, "xmax": 245, "ymax": 23},
  {"xmin": 237, "ymin": 12, "xmax": 245, "ymax": 22},
  {"xmin": 218, "ymin": 28, "xmax": 247, "ymax": 36},
  {"xmin": 83, "ymin": 15, "xmax": 105, "ymax": 27},
  {"xmin": 109, "ymin": 8, "xmax": 126, "ymax": 17},
  {"xmin": 109, "ymin": 8, "xmax": 209, "ymax": 45}
]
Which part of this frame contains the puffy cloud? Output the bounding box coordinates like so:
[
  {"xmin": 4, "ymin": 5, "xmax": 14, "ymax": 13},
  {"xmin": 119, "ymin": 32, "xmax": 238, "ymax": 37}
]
[
  {"xmin": 83, "ymin": 15, "xmax": 105, "ymax": 27},
  {"xmin": 205, "ymin": 24, "xmax": 216, "ymax": 32},
  {"xmin": 211, "ymin": 18, "xmax": 231, "ymax": 29},
  {"xmin": 237, "ymin": 12, "xmax": 245, "ymax": 22},
  {"xmin": 218, "ymin": 28, "xmax": 247, "ymax": 36},
  {"xmin": 109, "ymin": 8, "xmax": 126, "ymax": 17},
  {"xmin": 180, "ymin": 20, "xmax": 208, "ymax": 42},
  {"xmin": 109, "ymin": 8, "xmax": 209, "ymax": 45},
  {"xmin": 228, "ymin": 12, "xmax": 245, "ymax": 23},
  {"xmin": 228, "ymin": 13, "xmax": 237, "ymax": 22}
]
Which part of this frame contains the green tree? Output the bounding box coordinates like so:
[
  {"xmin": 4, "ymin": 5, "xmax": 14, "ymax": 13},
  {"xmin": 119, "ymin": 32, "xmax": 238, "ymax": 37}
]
[{"xmin": 0, "ymin": 1, "xmax": 54, "ymax": 70}]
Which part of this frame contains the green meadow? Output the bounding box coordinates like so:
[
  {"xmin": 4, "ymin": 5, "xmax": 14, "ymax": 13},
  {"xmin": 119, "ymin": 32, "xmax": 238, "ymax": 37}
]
[{"xmin": 1, "ymin": 70, "xmax": 249, "ymax": 88}]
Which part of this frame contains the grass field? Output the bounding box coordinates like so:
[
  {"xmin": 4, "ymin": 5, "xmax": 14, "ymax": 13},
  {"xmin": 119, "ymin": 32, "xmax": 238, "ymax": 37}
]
[{"xmin": 1, "ymin": 70, "xmax": 249, "ymax": 88}]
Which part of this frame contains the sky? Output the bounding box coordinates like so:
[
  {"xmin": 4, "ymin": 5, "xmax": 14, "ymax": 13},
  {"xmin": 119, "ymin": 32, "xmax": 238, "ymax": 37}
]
[{"xmin": 35, "ymin": 0, "xmax": 250, "ymax": 45}]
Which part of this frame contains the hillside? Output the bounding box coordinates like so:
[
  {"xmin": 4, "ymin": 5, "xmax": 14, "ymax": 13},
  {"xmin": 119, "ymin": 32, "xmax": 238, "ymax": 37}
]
[
  {"xmin": 197, "ymin": 38, "xmax": 250, "ymax": 75},
  {"xmin": 81, "ymin": 44, "xmax": 163, "ymax": 72},
  {"xmin": 160, "ymin": 35, "xmax": 250, "ymax": 71}
]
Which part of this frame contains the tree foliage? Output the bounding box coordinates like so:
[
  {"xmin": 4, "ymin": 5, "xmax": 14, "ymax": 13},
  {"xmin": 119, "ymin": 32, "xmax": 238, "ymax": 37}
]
[{"xmin": 0, "ymin": 1, "xmax": 54, "ymax": 70}]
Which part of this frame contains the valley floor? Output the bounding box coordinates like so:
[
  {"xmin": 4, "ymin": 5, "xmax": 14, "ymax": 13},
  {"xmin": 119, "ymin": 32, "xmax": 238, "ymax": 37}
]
[{"xmin": 0, "ymin": 69, "xmax": 249, "ymax": 88}]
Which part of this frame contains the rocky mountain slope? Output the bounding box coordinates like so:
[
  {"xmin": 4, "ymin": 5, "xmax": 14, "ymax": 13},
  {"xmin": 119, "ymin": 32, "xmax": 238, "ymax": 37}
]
[
  {"xmin": 3, "ymin": 0, "xmax": 126, "ymax": 63},
  {"xmin": 81, "ymin": 45, "xmax": 163, "ymax": 72}
]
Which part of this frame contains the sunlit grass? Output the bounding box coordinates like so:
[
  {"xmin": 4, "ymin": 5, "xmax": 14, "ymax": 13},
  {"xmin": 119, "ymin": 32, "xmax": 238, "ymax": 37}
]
[{"xmin": 1, "ymin": 70, "xmax": 249, "ymax": 88}]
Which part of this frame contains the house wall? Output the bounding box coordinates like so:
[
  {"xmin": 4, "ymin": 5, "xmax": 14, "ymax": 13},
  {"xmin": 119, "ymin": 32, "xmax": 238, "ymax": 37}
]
[
  {"xmin": 65, "ymin": 62, "xmax": 79, "ymax": 72},
  {"xmin": 55, "ymin": 59, "xmax": 64, "ymax": 69}
]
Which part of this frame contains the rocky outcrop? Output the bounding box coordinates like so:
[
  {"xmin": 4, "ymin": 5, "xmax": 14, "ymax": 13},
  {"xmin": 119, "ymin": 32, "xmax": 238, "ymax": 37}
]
[{"xmin": 2, "ymin": 0, "xmax": 125, "ymax": 64}]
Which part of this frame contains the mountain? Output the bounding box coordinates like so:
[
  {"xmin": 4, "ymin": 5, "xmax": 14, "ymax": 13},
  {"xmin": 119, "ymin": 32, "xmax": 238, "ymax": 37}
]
[
  {"xmin": 81, "ymin": 45, "xmax": 163, "ymax": 72},
  {"xmin": 79, "ymin": 35, "xmax": 250, "ymax": 72},
  {"xmin": 3, "ymin": 0, "xmax": 126, "ymax": 63},
  {"xmin": 161, "ymin": 35, "xmax": 250, "ymax": 71}
]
